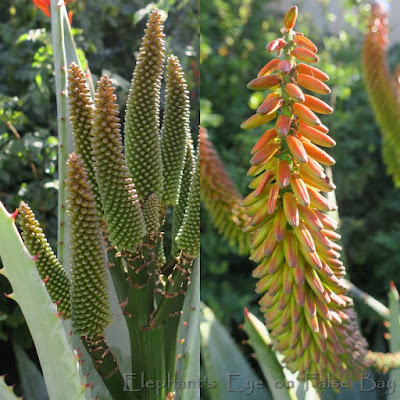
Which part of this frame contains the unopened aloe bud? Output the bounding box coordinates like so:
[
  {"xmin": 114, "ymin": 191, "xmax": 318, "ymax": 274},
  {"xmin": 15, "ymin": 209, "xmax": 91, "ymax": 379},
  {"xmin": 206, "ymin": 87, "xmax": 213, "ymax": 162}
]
[
  {"xmin": 242, "ymin": 6, "xmax": 369, "ymax": 386},
  {"xmin": 142, "ymin": 193, "xmax": 160, "ymax": 234},
  {"xmin": 161, "ymin": 55, "xmax": 191, "ymax": 205},
  {"xmin": 67, "ymin": 62, "xmax": 103, "ymax": 215},
  {"xmin": 92, "ymin": 75, "xmax": 146, "ymax": 252},
  {"xmin": 124, "ymin": 9, "xmax": 165, "ymax": 200},
  {"xmin": 18, "ymin": 202, "xmax": 71, "ymax": 319},
  {"xmin": 171, "ymin": 139, "xmax": 195, "ymax": 257},
  {"xmin": 66, "ymin": 153, "xmax": 112, "ymax": 336},
  {"xmin": 176, "ymin": 140, "xmax": 200, "ymax": 257}
]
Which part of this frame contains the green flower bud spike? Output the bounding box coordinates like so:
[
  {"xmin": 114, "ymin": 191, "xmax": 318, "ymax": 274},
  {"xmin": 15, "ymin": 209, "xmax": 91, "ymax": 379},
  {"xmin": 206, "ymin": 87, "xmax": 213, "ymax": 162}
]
[
  {"xmin": 142, "ymin": 193, "xmax": 160, "ymax": 234},
  {"xmin": 161, "ymin": 55, "xmax": 191, "ymax": 205},
  {"xmin": 67, "ymin": 62, "xmax": 103, "ymax": 215},
  {"xmin": 92, "ymin": 75, "xmax": 146, "ymax": 252},
  {"xmin": 18, "ymin": 201, "xmax": 71, "ymax": 319},
  {"xmin": 171, "ymin": 139, "xmax": 195, "ymax": 257},
  {"xmin": 124, "ymin": 9, "xmax": 165, "ymax": 200},
  {"xmin": 66, "ymin": 153, "xmax": 112, "ymax": 337},
  {"xmin": 176, "ymin": 137, "xmax": 200, "ymax": 257}
]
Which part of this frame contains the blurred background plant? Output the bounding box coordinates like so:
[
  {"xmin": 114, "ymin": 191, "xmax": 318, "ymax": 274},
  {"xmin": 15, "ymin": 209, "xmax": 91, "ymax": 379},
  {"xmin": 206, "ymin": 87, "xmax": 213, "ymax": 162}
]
[
  {"xmin": 201, "ymin": 0, "xmax": 400, "ymax": 398},
  {"xmin": 0, "ymin": 0, "xmax": 199, "ymax": 395}
]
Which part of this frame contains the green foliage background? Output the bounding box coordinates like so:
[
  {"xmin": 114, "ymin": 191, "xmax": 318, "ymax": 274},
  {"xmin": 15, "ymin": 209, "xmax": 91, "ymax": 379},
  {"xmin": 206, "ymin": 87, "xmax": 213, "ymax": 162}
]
[
  {"xmin": 200, "ymin": 0, "xmax": 400, "ymax": 378},
  {"xmin": 0, "ymin": 0, "xmax": 199, "ymax": 393}
]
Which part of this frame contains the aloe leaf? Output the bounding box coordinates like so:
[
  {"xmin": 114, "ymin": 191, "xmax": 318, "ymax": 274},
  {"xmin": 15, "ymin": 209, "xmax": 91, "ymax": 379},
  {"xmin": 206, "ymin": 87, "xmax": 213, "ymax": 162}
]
[
  {"xmin": 242, "ymin": 309, "xmax": 297, "ymax": 400},
  {"xmin": 175, "ymin": 257, "xmax": 200, "ymax": 400},
  {"xmin": 0, "ymin": 202, "xmax": 85, "ymax": 400},
  {"xmin": 13, "ymin": 344, "xmax": 49, "ymax": 400},
  {"xmin": 200, "ymin": 302, "xmax": 270, "ymax": 400},
  {"xmin": 388, "ymin": 282, "xmax": 400, "ymax": 399},
  {"xmin": 0, "ymin": 376, "xmax": 20, "ymax": 400}
]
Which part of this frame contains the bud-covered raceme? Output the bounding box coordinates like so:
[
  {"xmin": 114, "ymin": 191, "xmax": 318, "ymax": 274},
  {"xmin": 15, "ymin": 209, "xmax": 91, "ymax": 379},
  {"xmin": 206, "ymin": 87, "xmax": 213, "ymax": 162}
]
[
  {"xmin": 241, "ymin": 6, "xmax": 368, "ymax": 386},
  {"xmin": 124, "ymin": 9, "xmax": 165, "ymax": 201},
  {"xmin": 176, "ymin": 137, "xmax": 200, "ymax": 257},
  {"xmin": 67, "ymin": 63, "xmax": 103, "ymax": 215},
  {"xmin": 18, "ymin": 202, "xmax": 71, "ymax": 319},
  {"xmin": 200, "ymin": 127, "xmax": 250, "ymax": 254},
  {"xmin": 362, "ymin": 3, "xmax": 400, "ymax": 186},
  {"xmin": 66, "ymin": 153, "xmax": 112, "ymax": 337},
  {"xmin": 92, "ymin": 75, "xmax": 146, "ymax": 252},
  {"xmin": 161, "ymin": 55, "xmax": 191, "ymax": 205}
]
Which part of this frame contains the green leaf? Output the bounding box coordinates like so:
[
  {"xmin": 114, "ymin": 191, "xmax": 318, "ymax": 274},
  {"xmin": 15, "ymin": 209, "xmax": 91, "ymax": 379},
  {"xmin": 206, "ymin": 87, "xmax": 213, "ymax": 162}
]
[
  {"xmin": 14, "ymin": 344, "xmax": 49, "ymax": 400},
  {"xmin": 200, "ymin": 302, "xmax": 270, "ymax": 400},
  {"xmin": 0, "ymin": 202, "xmax": 85, "ymax": 400},
  {"xmin": 388, "ymin": 282, "xmax": 400, "ymax": 399},
  {"xmin": 242, "ymin": 309, "xmax": 297, "ymax": 400},
  {"xmin": 176, "ymin": 257, "xmax": 200, "ymax": 400},
  {"xmin": 0, "ymin": 376, "xmax": 20, "ymax": 400}
]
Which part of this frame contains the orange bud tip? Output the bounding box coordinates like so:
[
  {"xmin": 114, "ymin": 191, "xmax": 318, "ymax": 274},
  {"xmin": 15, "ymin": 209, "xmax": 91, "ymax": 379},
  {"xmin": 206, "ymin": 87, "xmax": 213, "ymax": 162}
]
[
  {"xmin": 43, "ymin": 276, "xmax": 50, "ymax": 284},
  {"xmin": 179, "ymin": 339, "xmax": 185, "ymax": 344},
  {"xmin": 55, "ymin": 312, "xmax": 64, "ymax": 318},
  {"xmin": 390, "ymin": 281, "xmax": 397, "ymax": 290},
  {"xmin": 266, "ymin": 38, "xmax": 287, "ymax": 53},
  {"xmin": 294, "ymin": 35, "xmax": 318, "ymax": 53},
  {"xmin": 291, "ymin": 47, "xmax": 319, "ymax": 64},
  {"xmin": 10, "ymin": 209, "xmax": 18, "ymax": 219},
  {"xmin": 284, "ymin": 6, "xmax": 298, "ymax": 31},
  {"xmin": 4, "ymin": 292, "xmax": 14, "ymax": 299},
  {"xmin": 32, "ymin": 252, "xmax": 40, "ymax": 262},
  {"xmin": 247, "ymin": 75, "xmax": 282, "ymax": 90},
  {"xmin": 241, "ymin": 112, "xmax": 277, "ymax": 130},
  {"xmin": 257, "ymin": 58, "xmax": 280, "ymax": 77},
  {"xmin": 183, "ymin": 321, "xmax": 188, "ymax": 326},
  {"xmin": 297, "ymin": 74, "xmax": 331, "ymax": 95}
]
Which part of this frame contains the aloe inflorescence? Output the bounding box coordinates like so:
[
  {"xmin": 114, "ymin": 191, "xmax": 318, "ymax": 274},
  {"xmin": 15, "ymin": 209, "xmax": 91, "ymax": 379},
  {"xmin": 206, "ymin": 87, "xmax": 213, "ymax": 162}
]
[
  {"xmin": 241, "ymin": 6, "xmax": 368, "ymax": 386},
  {"xmin": 362, "ymin": 2, "xmax": 400, "ymax": 185}
]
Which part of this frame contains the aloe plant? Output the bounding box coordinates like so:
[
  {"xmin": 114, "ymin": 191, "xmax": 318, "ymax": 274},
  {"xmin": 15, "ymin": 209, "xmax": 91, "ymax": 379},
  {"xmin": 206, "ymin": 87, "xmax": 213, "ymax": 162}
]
[{"xmin": 0, "ymin": 3, "xmax": 199, "ymax": 400}]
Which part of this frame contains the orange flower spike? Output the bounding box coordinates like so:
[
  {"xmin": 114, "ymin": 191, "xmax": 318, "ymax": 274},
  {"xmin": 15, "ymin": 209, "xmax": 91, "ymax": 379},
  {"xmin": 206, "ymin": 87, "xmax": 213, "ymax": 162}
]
[
  {"xmin": 294, "ymin": 35, "xmax": 318, "ymax": 53},
  {"xmin": 293, "ymin": 103, "xmax": 321, "ymax": 126},
  {"xmin": 276, "ymin": 160, "xmax": 291, "ymax": 188},
  {"xmin": 247, "ymin": 74, "xmax": 282, "ymax": 90},
  {"xmin": 285, "ymin": 83, "xmax": 305, "ymax": 103},
  {"xmin": 291, "ymin": 47, "xmax": 319, "ymax": 64},
  {"xmin": 284, "ymin": 6, "xmax": 298, "ymax": 31},
  {"xmin": 257, "ymin": 58, "xmax": 281, "ymax": 77},
  {"xmin": 286, "ymin": 134, "xmax": 308, "ymax": 163},
  {"xmin": 297, "ymin": 74, "xmax": 331, "ymax": 95}
]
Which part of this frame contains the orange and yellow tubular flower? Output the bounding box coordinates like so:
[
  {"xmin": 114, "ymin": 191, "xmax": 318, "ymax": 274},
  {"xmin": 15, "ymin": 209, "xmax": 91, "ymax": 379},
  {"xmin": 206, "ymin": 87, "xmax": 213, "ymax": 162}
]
[{"xmin": 241, "ymin": 6, "xmax": 369, "ymax": 388}]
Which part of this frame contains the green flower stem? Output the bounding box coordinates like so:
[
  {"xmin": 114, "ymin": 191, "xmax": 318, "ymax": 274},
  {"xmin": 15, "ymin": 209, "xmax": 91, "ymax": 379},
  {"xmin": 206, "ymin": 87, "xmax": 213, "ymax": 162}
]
[
  {"xmin": 51, "ymin": 0, "xmax": 73, "ymax": 267},
  {"xmin": 0, "ymin": 202, "xmax": 85, "ymax": 400},
  {"xmin": 82, "ymin": 335, "xmax": 135, "ymax": 400},
  {"xmin": 123, "ymin": 237, "xmax": 167, "ymax": 398},
  {"xmin": 153, "ymin": 251, "xmax": 194, "ymax": 327}
]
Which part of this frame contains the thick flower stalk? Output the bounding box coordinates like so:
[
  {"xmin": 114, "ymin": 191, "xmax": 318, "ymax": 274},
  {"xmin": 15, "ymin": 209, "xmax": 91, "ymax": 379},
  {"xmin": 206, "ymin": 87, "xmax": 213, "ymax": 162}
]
[
  {"xmin": 18, "ymin": 201, "xmax": 71, "ymax": 319},
  {"xmin": 362, "ymin": 3, "xmax": 400, "ymax": 185},
  {"xmin": 200, "ymin": 126, "xmax": 250, "ymax": 254},
  {"xmin": 241, "ymin": 6, "xmax": 368, "ymax": 385},
  {"xmin": 92, "ymin": 75, "xmax": 146, "ymax": 251},
  {"xmin": 124, "ymin": 9, "xmax": 165, "ymax": 201},
  {"xmin": 67, "ymin": 62, "xmax": 103, "ymax": 215},
  {"xmin": 66, "ymin": 153, "xmax": 112, "ymax": 336},
  {"xmin": 161, "ymin": 55, "xmax": 191, "ymax": 205}
]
